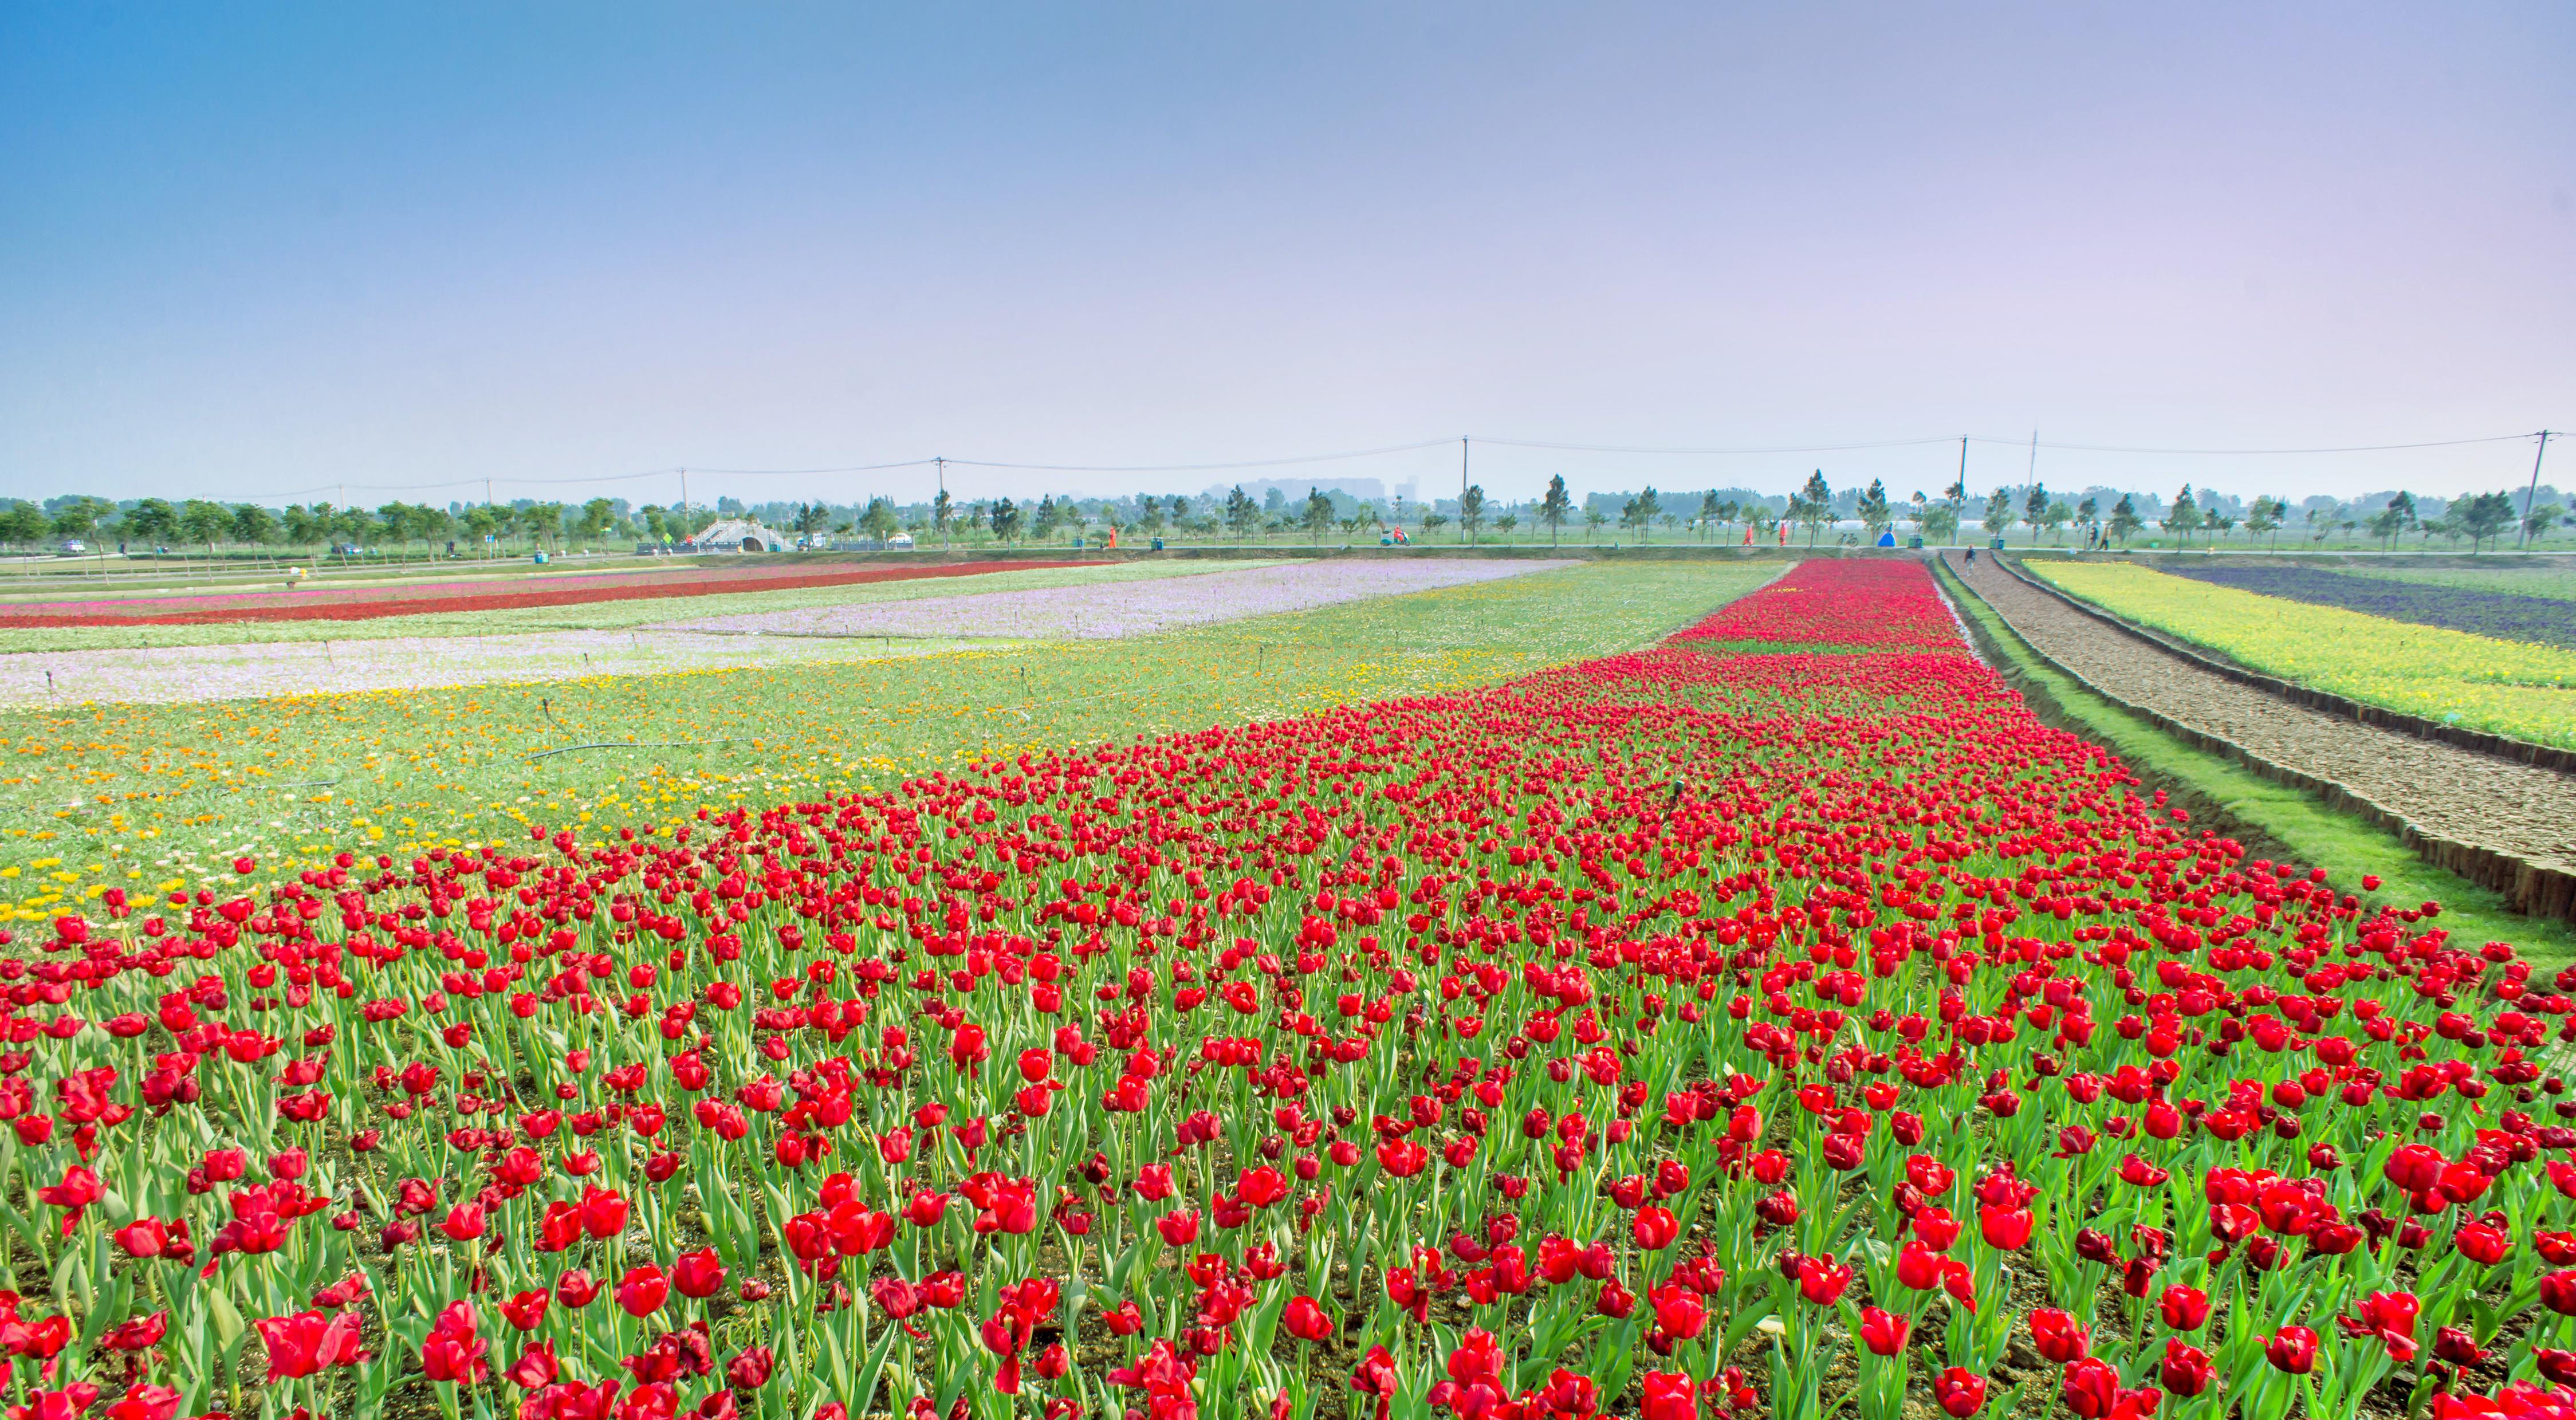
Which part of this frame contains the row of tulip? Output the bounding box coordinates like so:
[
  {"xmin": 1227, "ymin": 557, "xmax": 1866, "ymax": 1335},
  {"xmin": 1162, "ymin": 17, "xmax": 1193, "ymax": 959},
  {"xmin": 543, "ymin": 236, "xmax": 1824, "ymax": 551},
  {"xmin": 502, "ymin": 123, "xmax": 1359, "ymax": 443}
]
[{"xmin": 0, "ymin": 562, "xmax": 1082, "ymax": 629}]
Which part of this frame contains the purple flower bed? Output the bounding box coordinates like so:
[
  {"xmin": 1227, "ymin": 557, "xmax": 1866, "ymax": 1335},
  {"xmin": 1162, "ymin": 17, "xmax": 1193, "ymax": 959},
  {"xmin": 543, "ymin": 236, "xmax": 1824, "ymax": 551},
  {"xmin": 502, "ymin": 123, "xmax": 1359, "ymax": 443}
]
[
  {"xmin": 662, "ymin": 559, "xmax": 1575, "ymax": 640},
  {"xmin": 2163, "ymin": 564, "xmax": 2576, "ymax": 650}
]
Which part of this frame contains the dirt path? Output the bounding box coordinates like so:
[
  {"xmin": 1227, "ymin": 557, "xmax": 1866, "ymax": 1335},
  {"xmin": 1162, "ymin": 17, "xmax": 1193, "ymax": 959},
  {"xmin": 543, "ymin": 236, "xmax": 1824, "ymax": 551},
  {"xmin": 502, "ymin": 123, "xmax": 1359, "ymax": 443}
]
[{"xmin": 1943, "ymin": 552, "xmax": 2576, "ymax": 919}]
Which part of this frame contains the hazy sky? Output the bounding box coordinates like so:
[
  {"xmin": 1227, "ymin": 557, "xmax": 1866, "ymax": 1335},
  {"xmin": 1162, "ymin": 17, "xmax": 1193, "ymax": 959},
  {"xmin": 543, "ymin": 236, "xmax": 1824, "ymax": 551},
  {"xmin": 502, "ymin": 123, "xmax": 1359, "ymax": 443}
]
[{"xmin": 5, "ymin": 3, "xmax": 2571, "ymax": 509}]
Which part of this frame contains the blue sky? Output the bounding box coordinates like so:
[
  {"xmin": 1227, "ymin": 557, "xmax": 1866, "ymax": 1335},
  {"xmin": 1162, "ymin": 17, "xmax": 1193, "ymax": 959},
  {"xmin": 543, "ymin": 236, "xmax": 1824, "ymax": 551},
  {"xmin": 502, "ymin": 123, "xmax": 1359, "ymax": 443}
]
[{"xmin": 4, "ymin": 2, "xmax": 2571, "ymax": 509}]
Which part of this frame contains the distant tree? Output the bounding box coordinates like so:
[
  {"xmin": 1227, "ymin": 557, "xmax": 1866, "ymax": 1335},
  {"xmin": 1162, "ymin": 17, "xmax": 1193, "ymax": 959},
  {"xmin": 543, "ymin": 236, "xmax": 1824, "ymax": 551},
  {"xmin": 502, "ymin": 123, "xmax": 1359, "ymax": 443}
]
[
  {"xmin": 2163, "ymin": 486, "xmax": 2203, "ymax": 549},
  {"xmin": 2524, "ymin": 502, "xmax": 2566, "ymax": 545},
  {"xmin": 2042, "ymin": 499, "xmax": 2073, "ymax": 544},
  {"xmin": 860, "ymin": 497, "xmax": 900, "ymax": 543},
  {"xmin": 2365, "ymin": 502, "xmax": 2408, "ymax": 551},
  {"xmin": 1420, "ymin": 511, "xmax": 1449, "ymax": 536},
  {"xmin": 2456, "ymin": 490, "xmax": 2516, "ymax": 552},
  {"xmin": 2303, "ymin": 502, "xmax": 2339, "ymax": 546},
  {"xmin": 1981, "ymin": 487, "xmax": 2013, "ymax": 541},
  {"xmin": 1697, "ymin": 490, "xmax": 1721, "ymax": 541},
  {"xmin": 579, "ymin": 498, "xmax": 619, "ymax": 541},
  {"xmin": 121, "ymin": 498, "xmax": 175, "ymax": 545},
  {"xmin": 1454, "ymin": 485, "xmax": 1484, "ymax": 544},
  {"xmin": 1922, "ymin": 504, "xmax": 1960, "ymax": 545},
  {"xmin": 789, "ymin": 502, "xmax": 831, "ymax": 536},
  {"xmin": 2107, "ymin": 494, "xmax": 2141, "ymax": 546},
  {"xmin": 2022, "ymin": 485, "xmax": 2050, "ymax": 539},
  {"xmin": 533, "ymin": 503, "xmax": 572, "ymax": 549},
  {"xmin": 1495, "ymin": 512, "xmax": 1517, "ymax": 539},
  {"xmin": 1304, "ymin": 488, "xmax": 1336, "ymax": 542},
  {"xmin": 933, "ymin": 490, "xmax": 955, "ymax": 546},
  {"xmin": 1224, "ymin": 486, "xmax": 1259, "ymax": 544},
  {"xmin": 1796, "ymin": 472, "xmax": 1830, "ymax": 546},
  {"xmin": 1540, "ymin": 475, "xmax": 1573, "ymax": 547},
  {"xmin": 179, "ymin": 499, "xmax": 232, "ymax": 553},
  {"xmin": 230, "ymin": 504, "xmax": 278, "ymax": 547},
  {"xmin": 1032, "ymin": 495, "xmax": 1062, "ymax": 542},
  {"xmin": 0, "ymin": 501, "xmax": 46, "ymax": 550},
  {"xmin": 1856, "ymin": 479, "xmax": 1892, "ymax": 538},
  {"xmin": 386, "ymin": 503, "xmax": 447, "ymax": 547},
  {"xmin": 1582, "ymin": 508, "xmax": 1606, "ymax": 541},
  {"xmin": 989, "ymin": 497, "xmax": 1022, "ymax": 544},
  {"xmin": 45, "ymin": 496, "xmax": 112, "ymax": 545},
  {"xmin": 1134, "ymin": 494, "xmax": 1166, "ymax": 536},
  {"xmin": 2245, "ymin": 496, "xmax": 2283, "ymax": 550}
]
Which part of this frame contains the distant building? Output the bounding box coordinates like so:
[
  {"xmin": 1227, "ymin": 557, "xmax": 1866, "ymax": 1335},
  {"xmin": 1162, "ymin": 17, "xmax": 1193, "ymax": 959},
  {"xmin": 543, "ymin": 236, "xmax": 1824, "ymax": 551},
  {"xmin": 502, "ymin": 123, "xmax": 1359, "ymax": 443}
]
[{"xmin": 689, "ymin": 518, "xmax": 788, "ymax": 553}]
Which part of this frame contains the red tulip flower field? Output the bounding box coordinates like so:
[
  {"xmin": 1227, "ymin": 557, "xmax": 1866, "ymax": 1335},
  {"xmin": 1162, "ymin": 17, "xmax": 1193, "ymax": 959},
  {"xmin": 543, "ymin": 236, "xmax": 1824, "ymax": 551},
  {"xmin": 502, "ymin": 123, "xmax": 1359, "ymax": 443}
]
[{"xmin": 7, "ymin": 557, "xmax": 2573, "ymax": 1420}]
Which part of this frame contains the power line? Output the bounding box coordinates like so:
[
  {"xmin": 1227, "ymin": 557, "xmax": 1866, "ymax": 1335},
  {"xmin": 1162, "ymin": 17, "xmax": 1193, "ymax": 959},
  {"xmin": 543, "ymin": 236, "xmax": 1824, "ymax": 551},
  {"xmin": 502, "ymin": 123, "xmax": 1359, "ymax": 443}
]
[
  {"xmin": 1975, "ymin": 432, "xmax": 2544, "ymax": 456},
  {"xmin": 672, "ymin": 459, "xmax": 941, "ymax": 477},
  {"xmin": 942, "ymin": 439, "xmax": 1454, "ymax": 474},
  {"xmin": 1471, "ymin": 436, "xmax": 1960, "ymax": 456}
]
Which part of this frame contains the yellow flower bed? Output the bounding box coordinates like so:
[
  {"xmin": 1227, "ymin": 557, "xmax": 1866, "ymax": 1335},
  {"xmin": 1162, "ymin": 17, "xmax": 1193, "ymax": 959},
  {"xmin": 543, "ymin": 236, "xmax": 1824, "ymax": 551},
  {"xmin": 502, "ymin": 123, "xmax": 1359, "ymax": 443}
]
[{"xmin": 2029, "ymin": 560, "xmax": 2576, "ymax": 748}]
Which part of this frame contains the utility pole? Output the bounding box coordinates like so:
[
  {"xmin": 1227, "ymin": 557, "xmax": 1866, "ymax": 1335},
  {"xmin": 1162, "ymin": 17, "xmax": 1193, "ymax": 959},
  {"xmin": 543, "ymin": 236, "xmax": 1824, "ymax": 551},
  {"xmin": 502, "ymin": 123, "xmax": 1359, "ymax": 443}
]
[
  {"xmin": 2027, "ymin": 430, "xmax": 2038, "ymax": 489},
  {"xmin": 937, "ymin": 457, "xmax": 947, "ymax": 550},
  {"xmin": 1460, "ymin": 437, "xmax": 1469, "ymax": 546},
  {"xmin": 2519, "ymin": 431, "xmax": 2554, "ymax": 549},
  {"xmin": 1957, "ymin": 437, "xmax": 1968, "ymax": 498}
]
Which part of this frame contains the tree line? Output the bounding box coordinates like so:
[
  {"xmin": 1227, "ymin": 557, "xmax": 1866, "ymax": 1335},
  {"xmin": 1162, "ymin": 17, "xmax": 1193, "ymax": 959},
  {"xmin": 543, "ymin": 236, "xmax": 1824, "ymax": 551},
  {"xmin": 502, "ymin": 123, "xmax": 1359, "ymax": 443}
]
[{"xmin": 9, "ymin": 477, "xmax": 2564, "ymax": 558}]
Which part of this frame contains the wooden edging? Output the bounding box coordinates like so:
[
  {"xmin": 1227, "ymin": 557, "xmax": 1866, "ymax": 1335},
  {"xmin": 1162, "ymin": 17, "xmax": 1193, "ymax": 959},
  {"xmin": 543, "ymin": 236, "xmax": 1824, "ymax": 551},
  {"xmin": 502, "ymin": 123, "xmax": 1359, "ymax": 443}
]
[
  {"xmin": 1936, "ymin": 557, "xmax": 2576, "ymax": 923},
  {"xmin": 1992, "ymin": 553, "xmax": 2576, "ymax": 776}
]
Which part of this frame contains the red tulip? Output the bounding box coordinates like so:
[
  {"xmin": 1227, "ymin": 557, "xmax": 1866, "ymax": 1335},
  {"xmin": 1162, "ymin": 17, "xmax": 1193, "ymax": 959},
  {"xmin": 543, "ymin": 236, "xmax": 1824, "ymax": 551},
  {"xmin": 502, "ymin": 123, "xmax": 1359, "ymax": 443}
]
[
  {"xmin": 2029, "ymin": 1308, "xmax": 2088, "ymax": 1364},
  {"xmin": 2158, "ymin": 1284, "xmax": 2209, "ymax": 1330},
  {"xmin": 672, "ymin": 1248, "xmax": 726, "ymax": 1300},
  {"xmin": 1931, "ymin": 1368, "xmax": 1987, "ymax": 1417},
  {"xmin": 1640, "ymin": 1372, "xmax": 1698, "ymax": 1420},
  {"xmin": 2159, "ymin": 1338, "xmax": 2214, "ymax": 1396},
  {"xmin": 2264, "ymin": 1325, "xmax": 2318, "ymax": 1374},
  {"xmin": 1283, "ymin": 1295, "xmax": 1335, "ymax": 1343},
  {"xmin": 1977, "ymin": 1205, "xmax": 2033, "ymax": 1251},
  {"xmin": 1796, "ymin": 1255, "xmax": 1853, "ymax": 1305},
  {"xmin": 1649, "ymin": 1283, "xmax": 1707, "ymax": 1340},
  {"xmin": 1633, "ymin": 1206, "xmax": 1680, "ymax": 1251},
  {"xmin": 253, "ymin": 1311, "xmax": 365, "ymax": 1381},
  {"xmin": 1858, "ymin": 1306, "xmax": 1909, "ymax": 1356},
  {"xmin": 615, "ymin": 1265, "xmax": 668, "ymax": 1318}
]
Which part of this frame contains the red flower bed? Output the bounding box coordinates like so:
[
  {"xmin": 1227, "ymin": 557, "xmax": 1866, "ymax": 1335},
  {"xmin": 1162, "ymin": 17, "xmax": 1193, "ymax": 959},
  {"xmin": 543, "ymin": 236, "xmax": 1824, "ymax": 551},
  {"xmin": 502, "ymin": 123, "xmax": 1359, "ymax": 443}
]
[
  {"xmin": 0, "ymin": 560, "xmax": 1088, "ymax": 628},
  {"xmin": 1, "ymin": 559, "xmax": 2557, "ymax": 1419},
  {"xmin": 1667, "ymin": 558, "xmax": 1961, "ymax": 650}
]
